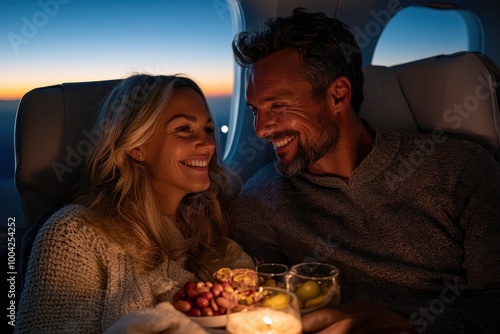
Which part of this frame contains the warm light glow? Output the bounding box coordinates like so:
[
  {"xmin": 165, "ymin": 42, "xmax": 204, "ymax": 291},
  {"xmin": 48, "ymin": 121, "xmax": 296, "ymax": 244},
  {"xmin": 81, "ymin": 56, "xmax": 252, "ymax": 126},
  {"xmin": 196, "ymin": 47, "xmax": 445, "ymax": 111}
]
[
  {"xmin": 226, "ymin": 308, "xmax": 302, "ymax": 334},
  {"xmin": 0, "ymin": 81, "xmax": 47, "ymax": 100},
  {"xmin": 0, "ymin": 75, "xmax": 233, "ymax": 101},
  {"xmin": 200, "ymin": 80, "xmax": 233, "ymax": 97}
]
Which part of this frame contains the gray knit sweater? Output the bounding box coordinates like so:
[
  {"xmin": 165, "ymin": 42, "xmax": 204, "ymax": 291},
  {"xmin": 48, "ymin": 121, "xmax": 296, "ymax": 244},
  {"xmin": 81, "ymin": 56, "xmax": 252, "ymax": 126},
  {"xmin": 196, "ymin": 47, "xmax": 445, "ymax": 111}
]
[
  {"xmin": 230, "ymin": 130, "xmax": 500, "ymax": 333},
  {"xmin": 15, "ymin": 204, "xmax": 254, "ymax": 333}
]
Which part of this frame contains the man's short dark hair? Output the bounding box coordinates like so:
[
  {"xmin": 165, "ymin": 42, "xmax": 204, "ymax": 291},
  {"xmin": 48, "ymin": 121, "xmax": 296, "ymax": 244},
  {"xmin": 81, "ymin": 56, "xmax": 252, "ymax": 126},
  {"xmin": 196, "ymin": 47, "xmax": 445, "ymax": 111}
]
[{"xmin": 232, "ymin": 7, "xmax": 364, "ymax": 113}]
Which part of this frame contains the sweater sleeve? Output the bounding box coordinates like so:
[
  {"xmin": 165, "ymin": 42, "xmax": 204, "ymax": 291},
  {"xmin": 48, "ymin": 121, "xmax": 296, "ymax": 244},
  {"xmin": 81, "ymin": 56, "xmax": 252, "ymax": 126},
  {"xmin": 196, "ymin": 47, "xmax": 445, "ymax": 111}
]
[
  {"xmin": 230, "ymin": 201, "xmax": 288, "ymax": 265},
  {"xmin": 460, "ymin": 159, "xmax": 500, "ymax": 291},
  {"xmin": 14, "ymin": 206, "xmax": 107, "ymax": 334},
  {"xmin": 225, "ymin": 238, "xmax": 255, "ymax": 269},
  {"xmin": 229, "ymin": 165, "xmax": 290, "ymax": 265},
  {"xmin": 424, "ymin": 150, "xmax": 500, "ymax": 334},
  {"xmin": 200, "ymin": 239, "xmax": 255, "ymax": 282}
]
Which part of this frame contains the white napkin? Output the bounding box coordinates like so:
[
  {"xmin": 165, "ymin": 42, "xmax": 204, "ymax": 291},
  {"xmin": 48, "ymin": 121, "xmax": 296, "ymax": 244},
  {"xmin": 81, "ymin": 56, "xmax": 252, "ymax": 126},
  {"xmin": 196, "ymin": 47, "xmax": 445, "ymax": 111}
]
[{"xmin": 104, "ymin": 302, "xmax": 208, "ymax": 334}]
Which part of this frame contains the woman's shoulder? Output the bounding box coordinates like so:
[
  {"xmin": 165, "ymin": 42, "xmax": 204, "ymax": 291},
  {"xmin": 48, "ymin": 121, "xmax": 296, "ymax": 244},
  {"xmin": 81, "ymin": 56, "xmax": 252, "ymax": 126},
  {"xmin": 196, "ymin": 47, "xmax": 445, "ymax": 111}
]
[
  {"xmin": 37, "ymin": 204, "xmax": 108, "ymax": 249},
  {"xmin": 42, "ymin": 204, "xmax": 88, "ymax": 231}
]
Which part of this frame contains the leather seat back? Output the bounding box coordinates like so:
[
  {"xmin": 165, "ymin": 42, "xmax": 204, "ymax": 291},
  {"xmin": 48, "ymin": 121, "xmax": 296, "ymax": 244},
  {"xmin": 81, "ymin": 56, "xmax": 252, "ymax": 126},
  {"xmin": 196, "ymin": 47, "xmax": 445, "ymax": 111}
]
[
  {"xmin": 361, "ymin": 52, "xmax": 500, "ymax": 161},
  {"xmin": 15, "ymin": 80, "xmax": 120, "ymax": 228}
]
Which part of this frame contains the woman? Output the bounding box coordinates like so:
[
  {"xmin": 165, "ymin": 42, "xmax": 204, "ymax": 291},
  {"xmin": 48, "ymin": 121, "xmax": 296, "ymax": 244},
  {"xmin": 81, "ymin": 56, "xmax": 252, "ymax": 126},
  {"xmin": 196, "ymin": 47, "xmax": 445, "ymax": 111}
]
[{"xmin": 15, "ymin": 74, "xmax": 253, "ymax": 333}]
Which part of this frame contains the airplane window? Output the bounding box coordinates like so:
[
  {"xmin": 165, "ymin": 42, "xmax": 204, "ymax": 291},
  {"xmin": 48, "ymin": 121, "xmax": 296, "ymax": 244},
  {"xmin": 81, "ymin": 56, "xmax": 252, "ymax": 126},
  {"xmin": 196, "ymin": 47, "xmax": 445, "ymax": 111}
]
[
  {"xmin": 372, "ymin": 7, "xmax": 484, "ymax": 66},
  {"xmin": 0, "ymin": 0, "xmax": 240, "ymax": 236}
]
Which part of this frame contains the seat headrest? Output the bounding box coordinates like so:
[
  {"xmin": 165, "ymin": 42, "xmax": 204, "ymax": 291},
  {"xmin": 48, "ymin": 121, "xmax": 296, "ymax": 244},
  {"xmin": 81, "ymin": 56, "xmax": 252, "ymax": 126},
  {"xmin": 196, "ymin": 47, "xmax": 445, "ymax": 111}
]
[
  {"xmin": 15, "ymin": 79, "xmax": 120, "ymax": 227},
  {"xmin": 395, "ymin": 52, "xmax": 500, "ymax": 151},
  {"xmin": 361, "ymin": 52, "xmax": 500, "ymax": 159},
  {"xmin": 361, "ymin": 65, "xmax": 418, "ymax": 132}
]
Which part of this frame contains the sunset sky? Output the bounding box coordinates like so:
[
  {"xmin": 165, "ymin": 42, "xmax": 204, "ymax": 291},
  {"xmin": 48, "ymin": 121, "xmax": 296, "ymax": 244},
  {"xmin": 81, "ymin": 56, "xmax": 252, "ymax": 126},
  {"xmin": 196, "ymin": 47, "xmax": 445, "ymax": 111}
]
[
  {"xmin": 0, "ymin": 1, "xmax": 474, "ymax": 100},
  {"xmin": 0, "ymin": 1, "xmax": 483, "ymax": 231},
  {"xmin": 0, "ymin": 0, "xmax": 236, "ymax": 100}
]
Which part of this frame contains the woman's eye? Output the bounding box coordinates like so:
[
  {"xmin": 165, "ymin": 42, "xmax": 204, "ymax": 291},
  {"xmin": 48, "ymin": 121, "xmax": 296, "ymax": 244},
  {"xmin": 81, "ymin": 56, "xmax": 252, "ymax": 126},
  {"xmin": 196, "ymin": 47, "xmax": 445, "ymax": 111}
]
[
  {"xmin": 205, "ymin": 127, "xmax": 215, "ymax": 134},
  {"xmin": 176, "ymin": 126, "xmax": 191, "ymax": 132}
]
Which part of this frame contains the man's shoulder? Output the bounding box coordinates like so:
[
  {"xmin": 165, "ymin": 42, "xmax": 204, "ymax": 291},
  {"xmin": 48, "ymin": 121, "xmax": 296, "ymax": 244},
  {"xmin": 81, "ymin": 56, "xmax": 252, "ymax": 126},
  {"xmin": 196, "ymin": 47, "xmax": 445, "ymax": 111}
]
[
  {"xmin": 243, "ymin": 162, "xmax": 286, "ymax": 190},
  {"xmin": 395, "ymin": 130, "xmax": 499, "ymax": 174},
  {"xmin": 397, "ymin": 130, "xmax": 494, "ymax": 159},
  {"xmin": 235, "ymin": 162, "xmax": 293, "ymax": 206}
]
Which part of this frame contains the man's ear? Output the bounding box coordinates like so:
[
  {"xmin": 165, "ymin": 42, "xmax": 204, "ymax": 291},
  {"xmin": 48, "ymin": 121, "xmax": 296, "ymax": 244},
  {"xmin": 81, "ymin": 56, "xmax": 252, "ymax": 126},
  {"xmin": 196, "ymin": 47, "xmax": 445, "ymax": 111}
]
[
  {"xmin": 126, "ymin": 147, "xmax": 145, "ymax": 162},
  {"xmin": 327, "ymin": 76, "xmax": 351, "ymax": 113}
]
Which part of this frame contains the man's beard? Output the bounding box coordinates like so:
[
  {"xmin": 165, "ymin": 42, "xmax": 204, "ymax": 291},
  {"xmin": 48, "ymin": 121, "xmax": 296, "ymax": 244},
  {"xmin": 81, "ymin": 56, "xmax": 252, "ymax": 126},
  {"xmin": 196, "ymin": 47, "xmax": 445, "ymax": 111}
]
[{"xmin": 274, "ymin": 104, "xmax": 339, "ymax": 176}]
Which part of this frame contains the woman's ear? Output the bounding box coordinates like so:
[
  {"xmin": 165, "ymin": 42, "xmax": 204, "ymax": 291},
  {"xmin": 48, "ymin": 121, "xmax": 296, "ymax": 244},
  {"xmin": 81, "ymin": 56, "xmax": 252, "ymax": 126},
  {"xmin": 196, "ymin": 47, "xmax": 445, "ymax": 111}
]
[
  {"xmin": 127, "ymin": 147, "xmax": 145, "ymax": 162},
  {"xmin": 327, "ymin": 76, "xmax": 351, "ymax": 113}
]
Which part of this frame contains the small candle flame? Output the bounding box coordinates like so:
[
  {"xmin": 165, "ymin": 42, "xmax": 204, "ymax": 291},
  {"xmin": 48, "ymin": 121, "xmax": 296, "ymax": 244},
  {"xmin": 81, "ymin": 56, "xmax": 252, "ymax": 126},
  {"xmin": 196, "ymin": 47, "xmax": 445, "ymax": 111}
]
[{"xmin": 263, "ymin": 315, "xmax": 273, "ymax": 326}]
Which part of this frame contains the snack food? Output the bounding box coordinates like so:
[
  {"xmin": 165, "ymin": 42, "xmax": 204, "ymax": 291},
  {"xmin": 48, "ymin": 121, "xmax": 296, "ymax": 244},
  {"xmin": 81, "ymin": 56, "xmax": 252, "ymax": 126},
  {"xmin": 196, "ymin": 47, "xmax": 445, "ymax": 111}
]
[
  {"xmin": 293, "ymin": 280, "xmax": 332, "ymax": 310},
  {"xmin": 172, "ymin": 267, "xmax": 259, "ymax": 317}
]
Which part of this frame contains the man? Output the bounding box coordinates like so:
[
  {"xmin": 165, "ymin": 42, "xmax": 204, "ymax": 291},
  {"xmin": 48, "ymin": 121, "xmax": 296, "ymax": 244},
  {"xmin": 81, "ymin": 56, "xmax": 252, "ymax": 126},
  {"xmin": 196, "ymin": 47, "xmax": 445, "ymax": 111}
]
[{"xmin": 229, "ymin": 8, "xmax": 500, "ymax": 333}]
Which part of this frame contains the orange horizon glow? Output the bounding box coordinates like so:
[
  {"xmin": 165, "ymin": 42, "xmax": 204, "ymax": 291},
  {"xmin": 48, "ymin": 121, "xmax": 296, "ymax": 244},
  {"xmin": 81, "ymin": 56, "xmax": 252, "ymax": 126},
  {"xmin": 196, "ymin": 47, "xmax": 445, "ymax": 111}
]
[
  {"xmin": 0, "ymin": 89, "xmax": 30, "ymax": 101},
  {"xmin": 199, "ymin": 81, "xmax": 234, "ymax": 98},
  {"xmin": 0, "ymin": 82, "xmax": 233, "ymax": 101}
]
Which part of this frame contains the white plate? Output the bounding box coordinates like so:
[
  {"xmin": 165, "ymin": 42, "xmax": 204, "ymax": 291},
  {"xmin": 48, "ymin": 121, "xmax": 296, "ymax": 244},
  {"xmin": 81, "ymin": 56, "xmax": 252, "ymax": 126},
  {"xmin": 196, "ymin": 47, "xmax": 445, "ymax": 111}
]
[{"xmin": 189, "ymin": 314, "xmax": 227, "ymax": 328}]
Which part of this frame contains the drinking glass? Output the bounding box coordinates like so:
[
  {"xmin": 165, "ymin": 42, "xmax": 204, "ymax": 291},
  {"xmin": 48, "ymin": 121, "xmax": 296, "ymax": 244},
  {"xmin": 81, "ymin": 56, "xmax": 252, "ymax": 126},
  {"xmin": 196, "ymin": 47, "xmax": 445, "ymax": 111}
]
[
  {"xmin": 255, "ymin": 263, "xmax": 289, "ymax": 288},
  {"xmin": 226, "ymin": 286, "xmax": 302, "ymax": 334},
  {"xmin": 285, "ymin": 262, "xmax": 340, "ymax": 314}
]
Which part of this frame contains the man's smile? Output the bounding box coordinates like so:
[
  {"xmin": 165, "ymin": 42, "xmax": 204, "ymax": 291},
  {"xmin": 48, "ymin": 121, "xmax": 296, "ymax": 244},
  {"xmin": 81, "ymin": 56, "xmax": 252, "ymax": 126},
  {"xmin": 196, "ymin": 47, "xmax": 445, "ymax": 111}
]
[{"xmin": 272, "ymin": 135, "xmax": 296, "ymax": 149}]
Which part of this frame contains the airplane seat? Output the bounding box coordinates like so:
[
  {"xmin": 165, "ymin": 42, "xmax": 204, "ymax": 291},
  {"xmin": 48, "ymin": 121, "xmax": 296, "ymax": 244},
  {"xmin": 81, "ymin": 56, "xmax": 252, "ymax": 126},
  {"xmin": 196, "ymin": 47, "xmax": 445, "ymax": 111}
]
[
  {"xmin": 13, "ymin": 52, "xmax": 500, "ymax": 301},
  {"xmin": 14, "ymin": 79, "xmax": 121, "ymax": 291},
  {"xmin": 361, "ymin": 51, "xmax": 500, "ymax": 162},
  {"xmin": 361, "ymin": 65, "xmax": 419, "ymax": 133}
]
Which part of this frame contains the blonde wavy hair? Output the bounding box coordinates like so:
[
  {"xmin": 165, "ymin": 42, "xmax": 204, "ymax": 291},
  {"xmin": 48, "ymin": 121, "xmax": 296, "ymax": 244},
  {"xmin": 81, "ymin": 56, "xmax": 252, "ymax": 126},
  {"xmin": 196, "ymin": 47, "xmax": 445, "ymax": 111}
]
[{"xmin": 76, "ymin": 74, "xmax": 240, "ymax": 280}]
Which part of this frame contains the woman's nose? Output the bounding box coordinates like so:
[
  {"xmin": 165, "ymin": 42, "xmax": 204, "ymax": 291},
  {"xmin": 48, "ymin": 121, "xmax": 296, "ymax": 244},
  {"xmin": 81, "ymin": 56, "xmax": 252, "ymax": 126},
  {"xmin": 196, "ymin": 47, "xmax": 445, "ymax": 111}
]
[{"xmin": 197, "ymin": 131, "xmax": 216, "ymax": 152}]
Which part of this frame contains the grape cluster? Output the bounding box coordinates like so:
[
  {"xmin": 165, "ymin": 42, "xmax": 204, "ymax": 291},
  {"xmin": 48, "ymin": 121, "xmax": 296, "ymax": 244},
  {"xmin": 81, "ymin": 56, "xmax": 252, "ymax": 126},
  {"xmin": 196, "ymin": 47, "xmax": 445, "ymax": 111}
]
[{"xmin": 172, "ymin": 280, "xmax": 234, "ymax": 317}]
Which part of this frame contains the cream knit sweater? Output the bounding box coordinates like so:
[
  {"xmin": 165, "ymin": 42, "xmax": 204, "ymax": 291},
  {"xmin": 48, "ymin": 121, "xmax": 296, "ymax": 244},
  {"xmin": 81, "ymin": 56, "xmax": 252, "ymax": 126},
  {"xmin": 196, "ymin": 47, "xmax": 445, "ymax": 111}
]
[{"xmin": 15, "ymin": 204, "xmax": 254, "ymax": 333}]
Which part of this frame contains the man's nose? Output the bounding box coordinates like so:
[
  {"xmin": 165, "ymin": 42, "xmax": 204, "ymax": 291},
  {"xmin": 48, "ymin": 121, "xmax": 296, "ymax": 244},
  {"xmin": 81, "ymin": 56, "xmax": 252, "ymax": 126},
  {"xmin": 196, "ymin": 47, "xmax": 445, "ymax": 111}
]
[{"xmin": 254, "ymin": 110, "xmax": 278, "ymax": 138}]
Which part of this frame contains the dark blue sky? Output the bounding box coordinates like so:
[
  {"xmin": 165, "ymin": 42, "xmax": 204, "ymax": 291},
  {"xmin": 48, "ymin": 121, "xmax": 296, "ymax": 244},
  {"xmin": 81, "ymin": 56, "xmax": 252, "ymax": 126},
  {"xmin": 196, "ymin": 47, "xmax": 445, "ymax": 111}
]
[
  {"xmin": 0, "ymin": 0, "xmax": 236, "ymax": 99},
  {"xmin": 373, "ymin": 7, "xmax": 478, "ymax": 65},
  {"xmin": 0, "ymin": 1, "xmax": 478, "ymax": 99}
]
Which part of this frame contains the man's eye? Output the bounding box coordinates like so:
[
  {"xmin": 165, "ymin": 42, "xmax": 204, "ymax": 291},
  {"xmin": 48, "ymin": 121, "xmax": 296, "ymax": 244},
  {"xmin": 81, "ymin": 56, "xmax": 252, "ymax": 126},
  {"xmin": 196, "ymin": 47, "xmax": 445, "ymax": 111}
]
[
  {"xmin": 205, "ymin": 127, "xmax": 215, "ymax": 134},
  {"xmin": 271, "ymin": 104, "xmax": 286, "ymax": 111},
  {"xmin": 248, "ymin": 106, "xmax": 257, "ymax": 116}
]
